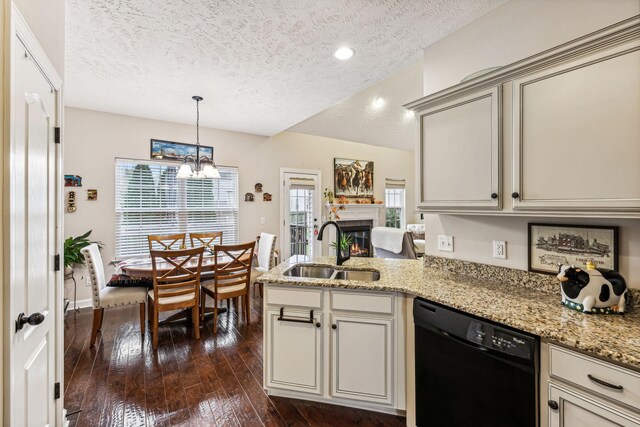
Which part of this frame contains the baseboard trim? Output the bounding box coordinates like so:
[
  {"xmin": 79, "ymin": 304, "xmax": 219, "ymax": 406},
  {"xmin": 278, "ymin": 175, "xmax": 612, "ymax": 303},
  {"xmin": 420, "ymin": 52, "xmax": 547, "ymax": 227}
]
[
  {"xmin": 265, "ymin": 388, "xmax": 406, "ymax": 417},
  {"xmin": 65, "ymin": 298, "xmax": 92, "ymax": 313}
]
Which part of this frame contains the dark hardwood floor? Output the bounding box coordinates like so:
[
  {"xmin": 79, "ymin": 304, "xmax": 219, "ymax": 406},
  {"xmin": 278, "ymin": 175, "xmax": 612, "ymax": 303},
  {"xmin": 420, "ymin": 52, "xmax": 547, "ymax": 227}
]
[{"xmin": 64, "ymin": 290, "xmax": 406, "ymax": 426}]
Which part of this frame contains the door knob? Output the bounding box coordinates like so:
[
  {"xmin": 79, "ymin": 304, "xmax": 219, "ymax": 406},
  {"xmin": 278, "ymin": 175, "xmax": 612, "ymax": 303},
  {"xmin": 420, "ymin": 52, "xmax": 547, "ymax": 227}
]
[
  {"xmin": 15, "ymin": 312, "xmax": 45, "ymax": 332},
  {"xmin": 547, "ymin": 400, "xmax": 559, "ymax": 410},
  {"xmin": 491, "ymin": 193, "xmax": 498, "ymax": 199},
  {"xmin": 511, "ymin": 192, "xmax": 519, "ymax": 199},
  {"xmin": 331, "ymin": 324, "xmax": 337, "ymax": 330}
]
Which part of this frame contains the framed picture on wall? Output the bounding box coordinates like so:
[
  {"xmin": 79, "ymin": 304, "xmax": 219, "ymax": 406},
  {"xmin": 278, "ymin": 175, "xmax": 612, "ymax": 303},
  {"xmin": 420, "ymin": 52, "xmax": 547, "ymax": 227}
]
[
  {"xmin": 150, "ymin": 139, "xmax": 213, "ymax": 162},
  {"xmin": 334, "ymin": 158, "xmax": 374, "ymax": 198},
  {"xmin": 528, "ymin": 223, "xmax": 618, "ymax": 274}
]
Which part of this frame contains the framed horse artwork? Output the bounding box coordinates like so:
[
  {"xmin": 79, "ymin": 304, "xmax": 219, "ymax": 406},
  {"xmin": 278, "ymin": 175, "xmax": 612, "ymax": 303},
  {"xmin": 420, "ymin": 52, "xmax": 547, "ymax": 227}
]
[{"xmin": 334, "ymin": 158, "xmax": 374, "ymax": 198}]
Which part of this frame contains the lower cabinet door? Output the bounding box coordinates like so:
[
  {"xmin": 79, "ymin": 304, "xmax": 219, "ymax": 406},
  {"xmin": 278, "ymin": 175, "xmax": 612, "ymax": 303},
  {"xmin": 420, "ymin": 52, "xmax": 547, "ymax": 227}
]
[
  {"xmin": 265, "ymin": 308, "xmax": 323, "ymax": 394},
  {"xmin": 548, "ymin": 383, "xmax": 640, "ymax": 427},
  {"xmin": 330, "ymin": 314, "xmax": 393, "ymax": 405}
]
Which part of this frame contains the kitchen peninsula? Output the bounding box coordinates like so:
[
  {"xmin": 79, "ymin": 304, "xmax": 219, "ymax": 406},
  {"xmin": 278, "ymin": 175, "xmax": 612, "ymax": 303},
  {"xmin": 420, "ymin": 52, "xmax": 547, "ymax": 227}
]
[{"xmin": 260, "ymin": 256, "xmax": 640, "ymax": 426}]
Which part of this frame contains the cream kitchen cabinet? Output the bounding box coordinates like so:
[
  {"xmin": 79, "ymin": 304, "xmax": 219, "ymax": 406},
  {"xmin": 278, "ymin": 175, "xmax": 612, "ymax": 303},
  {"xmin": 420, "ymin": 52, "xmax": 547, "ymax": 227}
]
[
  {"xmin": 406, "ymin": 16, "xmax": 640, "ymax": 217},
  {"xmin": 265, "ymin": 307, "xmax": 324, "ymax": 395},
  {"xmin": 511, "ymin": 37, "xmax": 640, "ymax": 213},
  {"xmin": 541, "ymin": 342, "xmax": 640, "ymax": 427},
  {"xmin": 264, "ymin": 285, "xmax": 406, "ymax": 415},
  {"xmin": 415, "ymin": 86, "xmax": 501, "ymax": 211}
]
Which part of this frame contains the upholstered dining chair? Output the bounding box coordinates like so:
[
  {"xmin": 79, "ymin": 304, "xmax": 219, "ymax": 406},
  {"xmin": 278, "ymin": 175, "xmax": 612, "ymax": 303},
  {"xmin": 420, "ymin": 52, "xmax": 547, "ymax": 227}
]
[
  {"xmin": 201, "ymin": 242, "xmax": 255, "ymax": 333},
  {"xmin": 81, "ymin": 243, "xmax": 147, "ymax": 346},
  {"xmin": 189, "ymin": 231, "xmax": 223, "ymax": 251},
  {"xmin": 149, "ymin": 247, "xmax": 204, "ymax": 349},
  {"xmin": 147, "ymin": 233, "xmax": 186, "ymax": 251},
  {"xmin": 251, "ymin": 233, "xmax": 277, "ymax": 297}
]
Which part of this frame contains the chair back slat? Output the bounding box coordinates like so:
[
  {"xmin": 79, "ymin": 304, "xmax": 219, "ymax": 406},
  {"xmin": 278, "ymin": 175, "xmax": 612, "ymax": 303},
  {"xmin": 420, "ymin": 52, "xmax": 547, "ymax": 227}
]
[
  {"xmin": 190, "ymin": 231, "xmax": 223, "ymax": 251},
  {"xmin": 148, "ymin": 233, "xmax": 187, "ymax": 252},
  {"xmin": 150, "ymin": 247, "xmax": 204, "ymax": 302},
  {"xmin": 214, "ymin": 242, "xmax": 255, "ymax": 293}
]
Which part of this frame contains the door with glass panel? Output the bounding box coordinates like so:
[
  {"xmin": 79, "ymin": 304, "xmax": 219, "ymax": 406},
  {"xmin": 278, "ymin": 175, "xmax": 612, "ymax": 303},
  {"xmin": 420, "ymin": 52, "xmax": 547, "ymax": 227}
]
[{"xmin": 281, "ymin": 170, "xmax": 321, "ymax": 260}]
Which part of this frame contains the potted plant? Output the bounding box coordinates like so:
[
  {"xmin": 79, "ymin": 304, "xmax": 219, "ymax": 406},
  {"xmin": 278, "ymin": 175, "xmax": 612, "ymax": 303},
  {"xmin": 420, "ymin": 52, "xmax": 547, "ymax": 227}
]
[
  {"xmin": 323, "ymin": 187, "xmax": 334, "ymax": 204},
  {"xmin": 330, "ymin": 233, "xmax": 353, "ymax": 258},
  {"xmin": 63, "ymin": 230, "xmax": 102, "ymax": 274}
]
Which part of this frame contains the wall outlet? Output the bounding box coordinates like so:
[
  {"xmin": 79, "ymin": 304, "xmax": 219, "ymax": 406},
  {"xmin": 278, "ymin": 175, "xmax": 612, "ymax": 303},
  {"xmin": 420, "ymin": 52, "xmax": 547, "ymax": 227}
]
[
  {"xmin": 437, "ymin": 235, "xmax": 454, "ymax": 252},
  {"xmin": 260, "ymin": 217, "xmax": 266, "ymax": 225},
  {"xmin": 493, "ymin": 240, "xmax": 507, "ymax": 259},
  {"xmin": 85, "ymin": 276, "xmax": 91, "ymax": 287}
]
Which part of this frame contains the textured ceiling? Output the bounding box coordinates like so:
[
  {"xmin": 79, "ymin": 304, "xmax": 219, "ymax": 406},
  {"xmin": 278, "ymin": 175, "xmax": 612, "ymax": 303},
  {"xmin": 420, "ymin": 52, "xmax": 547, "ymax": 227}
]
[
  {"xmin": 289, "ymin": 59, "xmax": 422, "ymax": 152},
  {"xmin": 66, "ymin": 0, "xmax": 506, "ymax": 137}
]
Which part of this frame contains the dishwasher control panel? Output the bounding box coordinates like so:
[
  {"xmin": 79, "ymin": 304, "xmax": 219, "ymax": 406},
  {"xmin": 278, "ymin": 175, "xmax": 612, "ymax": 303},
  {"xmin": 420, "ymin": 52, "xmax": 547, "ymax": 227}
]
[{"xmin": 466, "ymin": 321, "xmax": 533, "ymax": 360}]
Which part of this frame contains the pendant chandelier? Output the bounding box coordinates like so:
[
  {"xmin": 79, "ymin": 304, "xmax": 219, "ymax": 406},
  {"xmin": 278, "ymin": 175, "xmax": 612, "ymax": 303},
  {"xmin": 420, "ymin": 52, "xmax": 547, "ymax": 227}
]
[{"xmin": 177, "ymin": 95, "xmax": 220, "ymax": 179}]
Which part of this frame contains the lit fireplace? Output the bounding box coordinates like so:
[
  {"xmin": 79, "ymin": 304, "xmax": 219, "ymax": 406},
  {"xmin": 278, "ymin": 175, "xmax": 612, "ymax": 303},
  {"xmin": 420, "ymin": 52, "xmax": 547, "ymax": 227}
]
[{"xmin": 338, "ymin": 220, "xmax": 372, "ymax": 258}]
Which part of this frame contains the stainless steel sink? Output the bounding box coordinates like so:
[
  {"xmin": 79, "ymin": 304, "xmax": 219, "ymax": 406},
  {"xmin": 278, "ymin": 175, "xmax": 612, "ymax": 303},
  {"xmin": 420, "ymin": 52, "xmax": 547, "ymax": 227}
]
[
  {"xmin": 333, "ymin": 269, "xmax": 380, "ymax": 282},
  {"xmin": 284, "ymin": 265, "xmax": 335, "ymax": 279}
]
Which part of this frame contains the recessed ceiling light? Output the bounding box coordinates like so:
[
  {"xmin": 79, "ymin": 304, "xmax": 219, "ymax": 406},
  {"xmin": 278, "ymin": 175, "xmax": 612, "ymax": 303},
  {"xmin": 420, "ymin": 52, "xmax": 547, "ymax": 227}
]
[
  {"xmin": 334, "ymin": 47, "xmax": 355, "ymax": 60},
  {"xmin": 372, "ymin": 97, "xmax": 385, "ymax": 109}
]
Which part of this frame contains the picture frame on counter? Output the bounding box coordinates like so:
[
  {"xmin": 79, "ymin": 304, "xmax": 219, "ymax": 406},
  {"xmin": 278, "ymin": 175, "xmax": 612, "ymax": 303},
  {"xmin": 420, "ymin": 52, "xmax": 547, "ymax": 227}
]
[{"xmin": 528, "ymin": 223, "xmax": 619, "ymax": 275}]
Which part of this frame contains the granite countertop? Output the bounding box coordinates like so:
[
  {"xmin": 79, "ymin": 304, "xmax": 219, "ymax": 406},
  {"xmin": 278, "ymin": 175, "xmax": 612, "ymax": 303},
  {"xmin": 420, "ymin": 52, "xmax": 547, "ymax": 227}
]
[{"xmin": 259, "ymin": 255, "xmax": 640, "ymax": 371}]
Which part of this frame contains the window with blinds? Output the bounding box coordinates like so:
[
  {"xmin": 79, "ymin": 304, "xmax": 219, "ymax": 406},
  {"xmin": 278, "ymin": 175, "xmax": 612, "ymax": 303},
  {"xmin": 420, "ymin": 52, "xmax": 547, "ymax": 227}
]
[
  {"xmin": 115, "ymin": 159, "xmax": 239, "ymax": 258},
  {"xmin": 385, "ymin": 179, "xmax": 406, "ymax": 229}
]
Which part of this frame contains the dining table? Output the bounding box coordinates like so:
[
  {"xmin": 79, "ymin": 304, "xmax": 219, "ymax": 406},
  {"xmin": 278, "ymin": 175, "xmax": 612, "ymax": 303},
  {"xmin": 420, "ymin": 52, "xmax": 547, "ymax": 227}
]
[{"xmin": 117, "ymin": 251, "xmax": 252, "ymax": 324}]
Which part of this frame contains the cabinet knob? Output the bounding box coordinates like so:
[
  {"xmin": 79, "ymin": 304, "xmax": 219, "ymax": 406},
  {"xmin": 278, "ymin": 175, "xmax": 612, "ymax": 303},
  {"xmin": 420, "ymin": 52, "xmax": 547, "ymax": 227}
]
[
  {"xmin": 511, "ymin": 192, "xmax": 519, "ymax": 199},
  {"xmin": 491, "ymin": 193, "xmax": 498, "ymax": 199},
  {"xmin": 315, "ymin": 322, "xmax": 321, "ymax": 328},
  {"xmin": 548, "ymin": 400, "xmax": 559, "ymax": 410},
  {"xmin": 331, "ymin": 324, "xmax": 337, "ymax": 330}
]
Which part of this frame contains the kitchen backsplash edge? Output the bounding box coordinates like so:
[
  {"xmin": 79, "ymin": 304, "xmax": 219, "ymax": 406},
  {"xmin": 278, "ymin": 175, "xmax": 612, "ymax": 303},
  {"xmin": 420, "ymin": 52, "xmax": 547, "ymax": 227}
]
[{"xmin": 423, "ymin": 255, "xmax": 640, "ymax": 310}]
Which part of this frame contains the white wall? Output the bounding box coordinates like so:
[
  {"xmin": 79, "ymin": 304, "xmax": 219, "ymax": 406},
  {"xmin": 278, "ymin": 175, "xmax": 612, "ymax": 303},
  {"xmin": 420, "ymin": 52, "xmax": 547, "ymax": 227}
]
[
  {"xmin": 14, "ymin": 0, "xmax": 65, "ymax": 78},
  {"xmin": 420, "ymin": 0, "xmax": 640, "ymax": 288},
  {"xmin": 424, "ymin": 0, "xmax": 640, "ymax": 95},
  {"xmin": 63, "ymin": 107, "xmax": 415, "ymax": 302}
]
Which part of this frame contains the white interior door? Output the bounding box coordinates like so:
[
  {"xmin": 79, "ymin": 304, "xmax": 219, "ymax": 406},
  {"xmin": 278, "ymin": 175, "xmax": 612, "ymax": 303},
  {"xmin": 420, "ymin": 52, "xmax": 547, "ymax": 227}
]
[
  {"xmin": 281, "ymin": 170, "xmax": 321, "ymax": 260},
  {"xmin": 7, "ymin": 24, "xmax": 60, "ymax": 427}
]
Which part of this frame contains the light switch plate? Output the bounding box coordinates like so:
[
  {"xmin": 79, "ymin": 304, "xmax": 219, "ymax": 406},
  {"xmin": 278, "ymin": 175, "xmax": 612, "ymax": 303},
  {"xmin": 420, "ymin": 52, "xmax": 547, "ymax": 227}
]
[{"xmin": 438, "ymin": 235, "xmax": 453, "ymax": 252}]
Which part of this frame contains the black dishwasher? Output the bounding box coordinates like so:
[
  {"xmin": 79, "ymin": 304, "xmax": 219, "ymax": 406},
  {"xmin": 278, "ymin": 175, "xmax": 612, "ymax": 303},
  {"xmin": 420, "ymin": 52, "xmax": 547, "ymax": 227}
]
[{"xmin": 414, "ymin": 297, "xmax": 539, "ymax": 427}]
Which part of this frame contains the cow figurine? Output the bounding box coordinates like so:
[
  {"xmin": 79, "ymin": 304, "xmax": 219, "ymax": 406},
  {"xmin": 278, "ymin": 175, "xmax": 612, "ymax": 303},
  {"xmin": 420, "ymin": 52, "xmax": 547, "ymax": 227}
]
[{"xmin": 557, "ymin": 262, "xmax": 630, "ymax": 314}]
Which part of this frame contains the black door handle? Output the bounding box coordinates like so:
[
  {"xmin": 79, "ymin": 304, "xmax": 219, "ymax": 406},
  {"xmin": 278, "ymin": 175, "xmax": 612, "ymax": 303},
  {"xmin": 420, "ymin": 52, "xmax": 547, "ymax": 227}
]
[
  {"xmin": 16, "ymin": 312, "xmax": 45, "ymax": 332},
  {"xmin": 587, "ymin": 374, "xmax": 623, "ymax": 391},
  {"xmin": 548, "ymin": 400, "xmax": 558, "ymax": 410},
  {"xmin": 491, "ymin": 193, "xmax": 498, "ymax": 199},
  {"xmin": 511, "ymin": 192, "xmax": 519, "ymax": 199}
]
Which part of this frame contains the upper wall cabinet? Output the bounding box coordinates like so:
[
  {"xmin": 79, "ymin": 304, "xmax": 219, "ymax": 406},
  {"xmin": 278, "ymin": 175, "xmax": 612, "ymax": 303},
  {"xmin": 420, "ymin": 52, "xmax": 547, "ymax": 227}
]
[
  {"xmin": 512, "ymin": 39, "xmax": 640, "ymax": 212},
  {"xmin": 406, "ymin": 15, "xmax": 640, "ymax": 218},
  {"xmin": 416, "ymin": 87, "xmax": 501, "ymax": 210}
]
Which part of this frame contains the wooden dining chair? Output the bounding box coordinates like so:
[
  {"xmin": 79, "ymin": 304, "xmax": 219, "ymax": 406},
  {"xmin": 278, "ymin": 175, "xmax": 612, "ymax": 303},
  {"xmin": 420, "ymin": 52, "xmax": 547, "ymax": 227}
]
[
  {"xmin": 201, "ymin": 241, "xmax": 255, "ymax": 333},
  {"xmin": 81, "ymin": 244, "xmax": 147, "ymax": 346},
  {"xmin": 149, "ymin": 246, "xmax": 204, "ymax": 349},
  {"xmin": 189, "ymin": 231, "xmax": 223, "ymax": 251},
  {"xmin": 147, "ymin": 233, "xmax": 186, "ymax": 251}
]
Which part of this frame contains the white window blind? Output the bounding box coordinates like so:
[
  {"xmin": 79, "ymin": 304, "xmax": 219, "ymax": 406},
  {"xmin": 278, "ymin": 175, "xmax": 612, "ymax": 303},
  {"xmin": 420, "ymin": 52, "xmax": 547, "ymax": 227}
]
[
  {"xmin": 115, "ymin": 159, "xmax": 238, "ymax": 258},
  {"xmin": 385, "ymin": 180, "xmax": 406, "ymax": 229}
]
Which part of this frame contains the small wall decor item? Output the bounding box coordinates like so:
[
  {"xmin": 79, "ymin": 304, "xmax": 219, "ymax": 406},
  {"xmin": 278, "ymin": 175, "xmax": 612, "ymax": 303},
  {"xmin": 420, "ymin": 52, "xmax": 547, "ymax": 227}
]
[
  {"xmin": 150, "ymin": 139, "xmax": 213, "ymax": 162},
  {"xmin": 244, "ymin": 192, "xmax": 254, "ymax": 202},
  {"xmin": 87, "ymin": 189, "xmax": 98, "ymax": 200},
  {"xmin": 64, "ymin": 175, "xmax": 82, "ymax": 187},
  {"xmin": 254, "ymin": 183, "xmax": 263, "ymax": 193},
  {"xmin": 528, "ymin": 223, "xmax": 618, "ymax": 274},
  {"xmin": 334, "ymin": 158, "xmax": 374, "ymax": 198},
  {"xmin": 557, "ymin": 262, "xmax": 629, "ymax": 314},
  {"xmin": 67, "ymin": 191, "xmax": 77, "ymax": 213},
  {"xmin": 263, "ymin": 192, "xmax": 272, "ymax": 202},
  {"xmin": 323, "ymin": 187, "xmax": 334, "ymax": 204}
]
